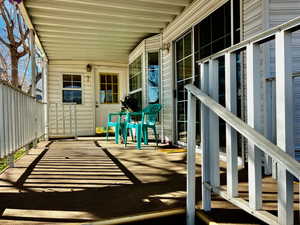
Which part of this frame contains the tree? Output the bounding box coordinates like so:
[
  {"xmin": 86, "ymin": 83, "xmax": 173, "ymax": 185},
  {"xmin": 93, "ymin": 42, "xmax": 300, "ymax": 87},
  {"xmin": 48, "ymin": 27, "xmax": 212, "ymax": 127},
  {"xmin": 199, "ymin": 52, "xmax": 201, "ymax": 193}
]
[{"xmin": 0, "ymin": 0, "xmax": 30, "ymax": 87}]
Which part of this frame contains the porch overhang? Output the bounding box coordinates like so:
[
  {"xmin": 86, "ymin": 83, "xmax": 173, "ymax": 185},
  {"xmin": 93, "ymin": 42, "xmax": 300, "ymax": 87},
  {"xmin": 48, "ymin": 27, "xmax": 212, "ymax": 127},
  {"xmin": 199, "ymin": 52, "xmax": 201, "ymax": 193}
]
[{"xmin": 22, "ymin": 0, "xmax": 191, "ymax": 63}]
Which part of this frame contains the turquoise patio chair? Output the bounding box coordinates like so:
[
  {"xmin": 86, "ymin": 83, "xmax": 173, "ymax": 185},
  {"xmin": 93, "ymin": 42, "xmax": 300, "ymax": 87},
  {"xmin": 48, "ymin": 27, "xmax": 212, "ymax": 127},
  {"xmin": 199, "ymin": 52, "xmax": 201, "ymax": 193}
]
[
  {"xmin": 123, "ymin": 104, "xmax": 162, "ymax": 149},
  {"xmin": 106, "ymin": 112, "xmax": 126, "ymax": 144}
]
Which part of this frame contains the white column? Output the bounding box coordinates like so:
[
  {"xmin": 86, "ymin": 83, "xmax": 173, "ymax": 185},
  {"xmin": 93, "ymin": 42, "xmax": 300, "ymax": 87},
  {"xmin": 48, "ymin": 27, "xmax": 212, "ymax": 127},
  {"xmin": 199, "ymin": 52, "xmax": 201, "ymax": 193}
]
[
  {"xmin": 246, "ymin": 43, "xmax": 262, "ymax": 210},
  {"xmin": 30, "ymin": 30, "xmax": 36, "ymax": 98},
  {"xmin": 275, "ymin": 30, "xmax": 294, "ymax": 225},
  {"xmin": 208, "ymin": 59, "xmax": 220, "ymax": 188},
  {"xmin": 42, "ymin": 59, "xmax": 49, "ymax": 140},
  {"xmin": 186, "ymin": 91, "xmax": 196, "ymax": 225},
  {"xmin": 201, "ymin": 62, "xmax": 211, "ymax": 211},
  {"xmin": 225, "ymin": 52, "xmax": 238, "ymax": 198}
]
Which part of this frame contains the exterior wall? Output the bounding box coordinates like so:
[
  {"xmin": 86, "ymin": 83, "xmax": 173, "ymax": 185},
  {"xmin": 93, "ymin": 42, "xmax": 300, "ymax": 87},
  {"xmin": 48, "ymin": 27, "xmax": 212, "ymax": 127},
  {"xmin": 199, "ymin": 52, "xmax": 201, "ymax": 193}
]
[
  {"xmin": 48, "ymin": 60, "xmax": 127, "ymax": 137},
  {"xmin": 161, "ymin": 46, "xmax": 174, "ymax": 143}
]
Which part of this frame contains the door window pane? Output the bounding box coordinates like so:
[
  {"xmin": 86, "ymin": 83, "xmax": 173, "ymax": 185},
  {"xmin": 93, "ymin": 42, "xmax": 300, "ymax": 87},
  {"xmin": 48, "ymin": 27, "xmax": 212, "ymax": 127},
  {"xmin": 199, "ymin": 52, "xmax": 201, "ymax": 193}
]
[{"xmin": 99, "ymin": 73, "xmax": 119, "ymax": 104}]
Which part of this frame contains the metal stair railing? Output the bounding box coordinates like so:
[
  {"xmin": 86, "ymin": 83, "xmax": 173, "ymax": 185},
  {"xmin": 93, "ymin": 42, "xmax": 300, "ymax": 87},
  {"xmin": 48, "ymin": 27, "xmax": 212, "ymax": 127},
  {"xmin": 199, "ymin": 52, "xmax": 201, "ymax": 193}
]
[{"xmin": 185, "ymin": 16, "xmax": 300, "ymax": 225}]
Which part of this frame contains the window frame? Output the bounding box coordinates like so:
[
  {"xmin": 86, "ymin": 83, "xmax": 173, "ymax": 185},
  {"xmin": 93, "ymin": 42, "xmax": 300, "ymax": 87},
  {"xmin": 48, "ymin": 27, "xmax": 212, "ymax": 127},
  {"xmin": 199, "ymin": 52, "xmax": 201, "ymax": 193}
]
[
  {"xmin": 99, "ymin": 73, "xmax": 120, "ymax": 104},
  {"xmin": 129, "ymin": 55, "xmax": 143, "ymax": 111},
  {"xmin": 146, "ymin": 51, "xmax": 161, "ymax": 105},
  {"xmin": 61, "ymin": 73, "xmax": 83, "ymax": 105}
]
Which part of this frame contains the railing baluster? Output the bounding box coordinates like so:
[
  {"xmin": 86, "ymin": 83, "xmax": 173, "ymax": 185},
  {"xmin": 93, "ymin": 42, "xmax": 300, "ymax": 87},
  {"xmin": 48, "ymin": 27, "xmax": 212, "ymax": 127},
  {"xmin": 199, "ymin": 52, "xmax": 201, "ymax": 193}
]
[
  {"xmin": 186, "ymin": 91, "xmax": 196, "ymax": 225},
  {"xmin": 275, "ymin": 30, "xmax": 294, "ymax": 225},
  {"xmin": 200, "ymin": 62, "xmax": 211, "ymax": 211},
  {"xmin": 208, "ymin": 59, "xmax": 220, "ymax": 189},
  {"xmin": 246, "ymin": 43, "xmax": 263, "ymax": 210},
  {"xmin": 225, "ymin": 52, "xmax": 238, "ymax": 198},
  {"xmin": 0, "ymin": 84, "xmax": 4, "ymax": 158}
]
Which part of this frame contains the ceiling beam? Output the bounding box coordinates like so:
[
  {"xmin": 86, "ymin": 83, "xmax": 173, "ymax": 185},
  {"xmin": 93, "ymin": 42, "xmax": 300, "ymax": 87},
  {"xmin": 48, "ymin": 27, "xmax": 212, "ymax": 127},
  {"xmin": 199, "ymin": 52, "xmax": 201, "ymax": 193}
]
[
  {"xmin": 35, "ymin": 27, "xmax": 147, "ymax": 40},
  {"xmin": 26, "ymin": 1, "xmax": 174, "ymax": 22},
  {"xmin": 28, "ymin": 8, "xmax": 166, "ymax": 29},
  {"xmin": 40, "ymin": 38, "xmax": 136, "ymax": 47},
  {"xmin": 133, "ymin": 0, "xmax": 191, "ymax": 7},
  {"xmin": 29, "ymin": 0, "xmax": 182, "ymax": 15},
  {"xmin": 43, "ymin": 44, "xmax": 131, "ymax": 50},
  {"xmin": 39, "ymin": 34, "xmax": 139, "ymax": 43},
  {"xmin": 32, "ymin": 18, "xmax": 160, "ymax": 33}
]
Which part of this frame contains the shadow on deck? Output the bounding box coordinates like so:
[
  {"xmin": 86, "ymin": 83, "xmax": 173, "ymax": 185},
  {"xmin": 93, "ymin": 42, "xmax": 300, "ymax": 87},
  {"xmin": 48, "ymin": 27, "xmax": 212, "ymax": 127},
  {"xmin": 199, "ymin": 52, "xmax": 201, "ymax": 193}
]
[{"xmin": 0, "ymin": 139, "xmax": 296, "ymax": 224}]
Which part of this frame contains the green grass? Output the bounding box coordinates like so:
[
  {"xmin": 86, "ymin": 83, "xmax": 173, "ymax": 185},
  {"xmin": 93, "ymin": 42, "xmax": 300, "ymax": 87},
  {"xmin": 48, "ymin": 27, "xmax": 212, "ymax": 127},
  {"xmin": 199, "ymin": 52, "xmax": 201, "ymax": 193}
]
[{"xmin": 0, "ymin": 148, "xmax": 27, "ymax": 172}]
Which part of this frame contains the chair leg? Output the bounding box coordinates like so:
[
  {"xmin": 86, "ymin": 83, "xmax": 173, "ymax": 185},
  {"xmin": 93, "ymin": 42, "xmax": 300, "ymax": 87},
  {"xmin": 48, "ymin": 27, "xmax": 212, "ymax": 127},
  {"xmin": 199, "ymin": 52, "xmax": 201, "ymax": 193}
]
[
  {"xmin": 153, "ymin": 127, "xmax": 158, "ymax": 147},
  {"xmin": 115, "ymin": 125, "xmax": 119, "ymax": 144},
  {"xmin": 144, "ymin": 126, "xmax": 148, "ymax": 145},
  {"xmin": 136, "ymin": 125, "xmax": 142, "ymax": 150},
  {"xmin": 130, "ymin": 128, "xmax": 134, "ymax": 142},
  {"xmin": 123, "ymin": 127, "xmax": 128, "ymax": 147},
  {"xmin": 106, "ymin": 125, "xmax": 109, "ymax": 141}
]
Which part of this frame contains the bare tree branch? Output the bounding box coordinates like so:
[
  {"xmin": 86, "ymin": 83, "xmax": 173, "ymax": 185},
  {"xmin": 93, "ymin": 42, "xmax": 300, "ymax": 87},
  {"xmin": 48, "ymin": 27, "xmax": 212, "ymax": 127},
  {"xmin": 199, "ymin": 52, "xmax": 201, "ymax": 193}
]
[{"xmin": 0, "ymin": 36, "xmax": 9, "ymax": 47}]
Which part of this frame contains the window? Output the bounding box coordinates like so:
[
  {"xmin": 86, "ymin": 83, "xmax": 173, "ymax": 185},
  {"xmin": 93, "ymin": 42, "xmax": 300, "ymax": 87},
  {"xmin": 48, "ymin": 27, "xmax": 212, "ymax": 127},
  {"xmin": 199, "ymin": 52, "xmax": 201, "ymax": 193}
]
[
  {"xmin": 129, "ymin": 56, "xmax": 142, "ymax": 92},
  {"xmin": 194, "ymin": 1, "xmax": 231, "ymax": 60},
  {"xmin": 175, "ymin": 32, "xmax": 193, "ymax": 143},
  {"xmin": 147, "ymin": 52, "xmax": 160, "ymax": 104},
  {"xmin": 129, "ymin": 56, "xmax": 143, "ymax": 111},
  {"xmin": 62, "ymin": 74, "xmax": 82, "ymax": 104},
  {"xmin": 99, "ymin": 73, "xmax": 119, "ymax": 104}
]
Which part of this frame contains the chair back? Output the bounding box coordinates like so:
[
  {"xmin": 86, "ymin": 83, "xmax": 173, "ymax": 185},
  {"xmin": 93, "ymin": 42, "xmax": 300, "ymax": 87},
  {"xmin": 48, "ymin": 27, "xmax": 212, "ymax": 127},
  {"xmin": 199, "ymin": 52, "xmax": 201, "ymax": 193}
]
[{"xmin": 142, "ymin": 104, "xmax": 162, "ymax": 125}]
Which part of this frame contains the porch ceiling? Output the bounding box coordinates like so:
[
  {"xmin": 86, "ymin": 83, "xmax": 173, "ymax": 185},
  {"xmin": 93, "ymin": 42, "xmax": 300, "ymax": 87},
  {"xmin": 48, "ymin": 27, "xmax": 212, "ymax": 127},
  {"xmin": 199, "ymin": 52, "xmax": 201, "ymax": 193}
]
[{"xmin": 24, "ymin": 0, "xmax": 191, "ymax": 63}]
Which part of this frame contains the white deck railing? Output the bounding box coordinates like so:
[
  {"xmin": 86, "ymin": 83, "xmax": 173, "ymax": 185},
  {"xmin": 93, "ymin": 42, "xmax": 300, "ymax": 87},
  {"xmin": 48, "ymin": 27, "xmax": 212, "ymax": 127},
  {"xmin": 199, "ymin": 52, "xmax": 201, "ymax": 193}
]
[
  {"xmin": 186, "ymin": 16, "xmax": 300, "ymax": 225},
  {"xmin": 0, "ymin": 81, "xmax": 45, "ymax": 159},
  {"xmin": 48, "ymin": 103, "xmax": 78, "ymax": 138}
]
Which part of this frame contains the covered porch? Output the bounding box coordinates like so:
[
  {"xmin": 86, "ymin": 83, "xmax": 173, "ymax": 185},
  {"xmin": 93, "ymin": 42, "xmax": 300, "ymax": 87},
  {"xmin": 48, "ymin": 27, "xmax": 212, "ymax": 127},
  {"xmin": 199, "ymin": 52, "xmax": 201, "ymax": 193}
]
[
  {"xmin": 1, "ymin": 0, "xmax": 300, "ymax": 224},
  {"xmin": 0, "ymin": 139, "xmax": 277, "ymax": 225}
]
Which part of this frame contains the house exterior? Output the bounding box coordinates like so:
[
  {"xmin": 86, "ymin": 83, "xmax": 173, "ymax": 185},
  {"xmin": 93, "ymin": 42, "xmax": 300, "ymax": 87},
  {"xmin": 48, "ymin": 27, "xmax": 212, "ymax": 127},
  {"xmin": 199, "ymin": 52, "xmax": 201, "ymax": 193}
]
[
  {"xmin": 30, "ymin": 0, "xmax": 300, "ymax": 154},
  {"xmin": 0, "ymin": 0, "xmax": 298, "ymax": 224}
]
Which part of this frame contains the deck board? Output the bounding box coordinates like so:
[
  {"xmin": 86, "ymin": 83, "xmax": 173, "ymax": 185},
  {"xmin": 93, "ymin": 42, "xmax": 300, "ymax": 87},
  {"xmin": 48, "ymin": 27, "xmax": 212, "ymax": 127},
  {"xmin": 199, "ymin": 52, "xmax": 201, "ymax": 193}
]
[{"xmin": 0, "ymin": 139, "xmax": 296, "ymax": 224}]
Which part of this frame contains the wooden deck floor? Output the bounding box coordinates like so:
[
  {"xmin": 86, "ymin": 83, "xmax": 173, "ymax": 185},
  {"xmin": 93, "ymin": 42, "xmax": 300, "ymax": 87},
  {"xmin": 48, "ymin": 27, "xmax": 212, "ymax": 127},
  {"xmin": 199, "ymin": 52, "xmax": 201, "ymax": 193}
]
[{"xmin": 0, "ymin": 139, "xmax": 297, "ymax": 224}]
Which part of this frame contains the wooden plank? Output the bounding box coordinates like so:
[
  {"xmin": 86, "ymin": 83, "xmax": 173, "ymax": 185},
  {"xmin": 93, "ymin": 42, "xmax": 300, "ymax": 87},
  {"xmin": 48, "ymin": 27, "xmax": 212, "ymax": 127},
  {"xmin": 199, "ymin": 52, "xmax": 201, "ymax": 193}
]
[
  {"xmin": 186, "ymin": 92, "xmax": 196, "ymax": 225},
  {"xmin": 200, "ymin": 62, "xmax": 211, "ymax": 211},
  {"xmin": 246, "ymin": 43, "xmax": 262, "ymax": 210},
  {"xmin": 275, "ymin": 30, "xmax": 294, "ymax": 225},
  {"xmin": 225, "ymin": 52, "xmax": 238, "ymax": 198}
]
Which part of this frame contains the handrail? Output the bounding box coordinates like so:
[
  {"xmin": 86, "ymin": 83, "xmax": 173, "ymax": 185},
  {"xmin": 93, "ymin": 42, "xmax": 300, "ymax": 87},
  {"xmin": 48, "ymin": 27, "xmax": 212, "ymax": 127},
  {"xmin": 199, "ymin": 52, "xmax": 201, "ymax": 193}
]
[
  {"xmin": 185, "ymin": 84, "xmax": 300, "ymax": 178},
  {"xmin": 196, "ymin": 16, "xmax": 300, "ymax": 64}
]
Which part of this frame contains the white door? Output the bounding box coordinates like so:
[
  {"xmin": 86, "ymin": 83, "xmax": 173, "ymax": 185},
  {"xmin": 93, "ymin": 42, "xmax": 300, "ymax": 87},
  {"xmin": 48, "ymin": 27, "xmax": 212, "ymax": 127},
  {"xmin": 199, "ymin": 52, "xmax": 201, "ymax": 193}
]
[{"xmin": 95, "ymin": 72, "xmax": 123, "ymax": 129}]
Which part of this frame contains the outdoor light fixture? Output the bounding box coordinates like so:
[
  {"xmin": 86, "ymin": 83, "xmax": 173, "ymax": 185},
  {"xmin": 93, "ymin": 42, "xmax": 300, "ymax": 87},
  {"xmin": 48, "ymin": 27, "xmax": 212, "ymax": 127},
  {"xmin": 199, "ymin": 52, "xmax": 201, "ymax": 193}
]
[{"xmin": 86, "ymin": 64, "xmax": 92, "ymax": 72}]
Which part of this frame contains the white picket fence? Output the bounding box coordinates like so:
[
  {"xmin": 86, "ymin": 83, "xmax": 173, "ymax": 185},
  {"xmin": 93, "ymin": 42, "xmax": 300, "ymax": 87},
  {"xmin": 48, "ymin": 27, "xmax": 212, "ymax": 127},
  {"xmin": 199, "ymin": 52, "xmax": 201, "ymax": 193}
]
[{"xmin": 0, "ymin": 81, "xmax": 45, "ymax": 159}]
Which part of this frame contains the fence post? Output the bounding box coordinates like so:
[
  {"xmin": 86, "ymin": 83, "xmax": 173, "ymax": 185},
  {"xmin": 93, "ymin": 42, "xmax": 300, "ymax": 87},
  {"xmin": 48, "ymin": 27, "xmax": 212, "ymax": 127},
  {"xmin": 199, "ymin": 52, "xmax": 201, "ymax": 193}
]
[
  {"xmin": 200, "ymin": 62, "xmax": 211, "ymax": 211},
  {"xmin": 246, "ymin": 42, "xmax": 263, "ymax": 210},
  {"xmin": 225, "ymin": 52, "xmax": 238, "ymax": 198},
  {"xmin": 275, "ymin": 30, "xmax": 294, "ymax": 225},
  {"xmin": 186, "ymin": 91, "xmax": 196, "ymax": 225}
]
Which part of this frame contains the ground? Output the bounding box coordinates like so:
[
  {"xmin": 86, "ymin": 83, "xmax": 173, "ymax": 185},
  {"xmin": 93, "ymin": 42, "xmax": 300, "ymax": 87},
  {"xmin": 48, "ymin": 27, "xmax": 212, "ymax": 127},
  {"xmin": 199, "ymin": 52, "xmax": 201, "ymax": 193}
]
[{"xmin": 0, "ymin": 138, "xmax": 297, "ymax": 225}]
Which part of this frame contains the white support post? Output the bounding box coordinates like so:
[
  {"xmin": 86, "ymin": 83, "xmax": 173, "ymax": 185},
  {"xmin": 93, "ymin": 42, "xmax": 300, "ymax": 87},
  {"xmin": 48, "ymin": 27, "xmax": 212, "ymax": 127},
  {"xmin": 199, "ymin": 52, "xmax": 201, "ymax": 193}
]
[
  {"xmin": 200, "ymin": 62, "xmax": 211, "ymax": 211},
  {"xmin": 225, "ymin": 52, "xmax": 238, "ymax": 198},
  {"xmin": 42, "ymin": 59, "xmax": 48, "ymax": 140},
  {"xmin": 208, "ymin": 59, "xmax": 220, "ymax": 189},
  {"xmin": 186, "ymin": 91, "xmax": 196, "ymax": 225},
  {"xmin": 246, "ymin": 43, "xmax": 263, "ymax": 210},
  {"xmin": 30, "ymin": 29, "xmax": 36, "ymax": 98},
  {"xmin": 275, "ymin": 30, "xmax": 294, "ymax": 225}
]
